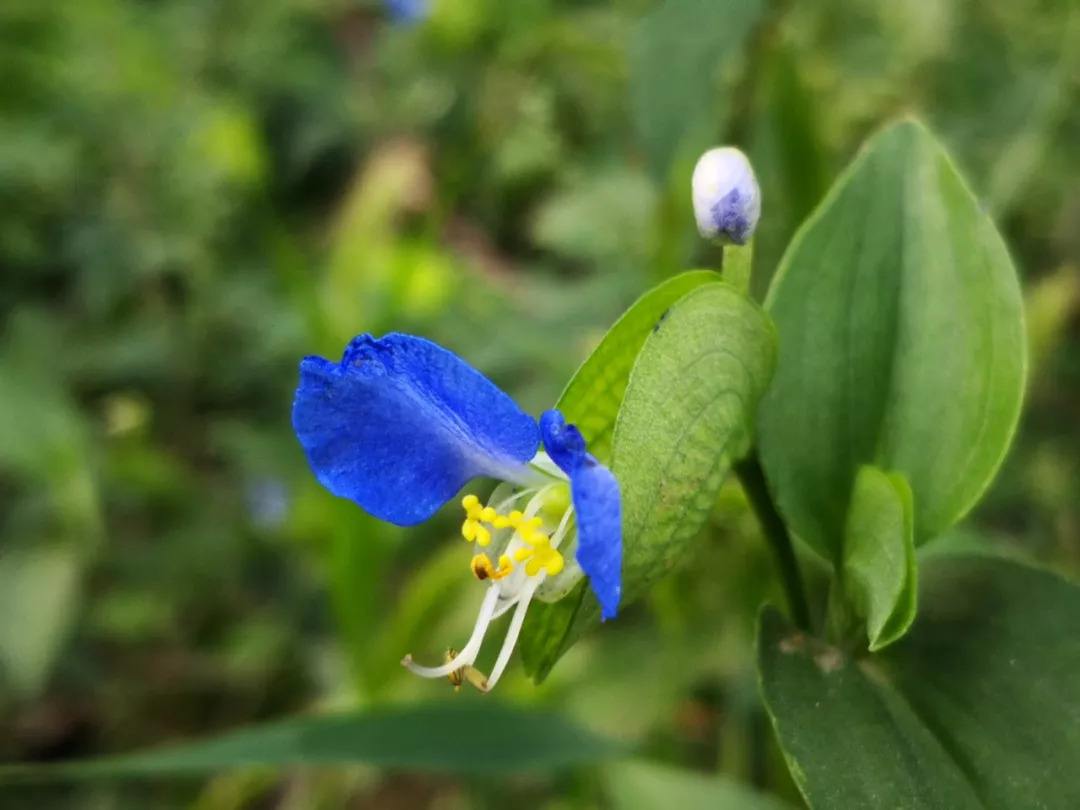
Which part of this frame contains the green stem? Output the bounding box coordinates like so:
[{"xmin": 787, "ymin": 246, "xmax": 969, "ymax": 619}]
[{"xmin": 734, "ymin": 453, "xmax": 811, "ymax": 631}]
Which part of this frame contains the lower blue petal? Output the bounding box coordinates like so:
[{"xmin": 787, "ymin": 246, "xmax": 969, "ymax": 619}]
[
  {"xmin": 541, "ymin": 410, "xmax": 622, "ymax": 619},
  {"xmin": 571, "ymin": 459, "xmax": 622, "ymax": 620},
  {"xmin": 292, "ymin": 333, "xmax": 540, "ymax": 525}
]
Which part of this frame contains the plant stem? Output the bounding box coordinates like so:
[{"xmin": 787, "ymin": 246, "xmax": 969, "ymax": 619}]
[{"xmin": 734, "ymin": 453, "xmax": 811, "ymax": 631}]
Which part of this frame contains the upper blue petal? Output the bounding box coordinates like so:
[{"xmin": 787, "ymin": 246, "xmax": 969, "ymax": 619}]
[
  {"xmin": 293, "ymin": 333, "xmax": 540, "ymax": 526},
  {"xmin": 541, "ymin": 410, "xmax": 622, "ymax": 619}
]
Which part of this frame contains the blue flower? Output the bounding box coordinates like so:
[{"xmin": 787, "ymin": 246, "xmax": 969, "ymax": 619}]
[
  {"xmin": 385, "ymin": 0, "xmax": 428, "ymax": 24},
  {"xmin": 292, "ymin": 332, "xmax": 622, "ymax": 690}
]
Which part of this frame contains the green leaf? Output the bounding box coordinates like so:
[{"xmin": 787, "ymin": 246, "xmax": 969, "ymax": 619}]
[
  {"xmin": 758, "ymin": 555, "xmax": 1080, "ymax": 809},
  {"xmin": 0, "ymin": 702, "xmax": 621, "ymax": 782},
  {"xmin": 630, "ymin": 0, "xmax": 764, "ymax": 176},
  {"xmin": 758, "ymin": 119, "xmax": 1026, "ymax": 558},
  {"xmin": 606, "ymin": 760, "xmax": 793, "ymax": 810},
  {"xmin": 0, "ymin": 545, "xmax": 83, "ymax": 697},
  {"xmin": 556, "ymin": 270, "xmax": 722, "ymax": 463},
  {"xmin": 523, "ymin": 283, "xmax": 776, "ymax": 680},
  {"xmin": 841, "ymin": 466, "xmax": 917, "ymax": 651}
]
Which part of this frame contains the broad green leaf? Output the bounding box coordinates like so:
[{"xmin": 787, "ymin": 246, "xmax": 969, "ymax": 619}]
[
  {"xmin": 0, "ymin": 545, "xmax": 83, "ymax": 697},
  {"xmin": 0, "ymin": 702, "xmax": 621, "ymax": 782},
  {"xmin": 556, "ymin": 270, "xmax": 722, "ymax": 463},
  {"xmin": 758, "ymin": 119, "xmax": 1026, "ymax": 558},
  {"xmin": 606, "ymin": 761, "xmax": 793, "ymax": 810},
  {"xmin": 841, "ymin": 466, "xmax": 917, "ymax": 651},
  {"xmin": 759, "ymin": 555, "xmax": 1080, "ymax": 809},
  {"xmin": 523, "ymin": 284, "xmax": 776, "ymax": 680},
  {"xmin": 630, "ymin": 0, "xmax": 763, "ymax": 176}
]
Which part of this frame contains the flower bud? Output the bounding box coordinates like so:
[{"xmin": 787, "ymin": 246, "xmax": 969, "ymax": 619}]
[{"xmin": 691, "ymin": 147, "xmax": 761, "ymax": 245}]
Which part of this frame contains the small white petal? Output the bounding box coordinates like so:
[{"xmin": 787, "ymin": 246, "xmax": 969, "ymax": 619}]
[{"xmin": 692, "ymin": 147, "xmax": 761, "ymax": 244}]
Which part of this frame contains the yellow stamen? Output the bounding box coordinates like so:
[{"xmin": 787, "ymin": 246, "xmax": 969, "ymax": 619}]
[
  {"xmin": 471, "ymin": 553, "xmax": 515, "ymax": 581},
  {"xmin": 444, "ymin": 648, "xmax": 488, "ymax": 692},
  {"xmin": 461, "ymin": 494, "xmax": 496, "ymax": 546},
  {"xmin": 513, "ymin": 536, "xmax": 564, "ymax": 577},
  {"xmin": 461, "ymin": 494, "xmax": 529, "ymax": 547}
]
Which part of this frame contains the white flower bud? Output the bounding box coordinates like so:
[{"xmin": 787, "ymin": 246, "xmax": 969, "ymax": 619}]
[{"xmin": 692, "ymin": 147, "xmax": 761, "ymax": 245}]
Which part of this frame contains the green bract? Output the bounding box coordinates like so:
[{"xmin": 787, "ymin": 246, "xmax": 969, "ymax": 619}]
[
  {"xmin": 555, "ymin": 270, "xmax": 722, "ymax": 463},
  {"xmin": 522, "ymin": 277, "xmax": 776, "ymax": 680},
  {"xmin": 758, "ymin": 119, "xmax": 1026, "ymax": 560}
]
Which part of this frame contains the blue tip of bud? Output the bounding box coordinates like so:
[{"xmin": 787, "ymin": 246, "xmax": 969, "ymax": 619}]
[{"xmin": 692, "ymin": 147, "xmax": 761, "ymax": 245}]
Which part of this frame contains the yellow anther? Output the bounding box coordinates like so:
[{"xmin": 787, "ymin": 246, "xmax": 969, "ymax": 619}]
[
  {"xmin": 513, "ymin": 536, "xmax": 564, "ymax": 577},
  {"xmin": 445, "ymin": 648, "xmax": 488, "ymax": 692},
  {"xmin": 461, "ymin": 494, "xmax": 496, "ymax": 545},
  {"xmin": 471, "ymin": 553, "xmax": 514, "ymax": 581}
]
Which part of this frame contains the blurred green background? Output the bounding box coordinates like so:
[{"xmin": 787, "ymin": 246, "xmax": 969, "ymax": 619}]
[{"xmin": 1, "ymin": 0, "xmax": 1077, "ymax": 806}]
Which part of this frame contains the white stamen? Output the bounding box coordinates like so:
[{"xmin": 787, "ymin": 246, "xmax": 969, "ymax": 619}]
[
  {"xmin": 524, "ymin": 484, "xmax": 556, "ymax": 519},
  {"xmin": 484, "ymin": 577, "xmax": 542, "ymax": 690},
  {"xmin": 528, "ymin": 451, "xmax": 566, "ymax": 480},
  {"xmin": 490, "ymin": 596, "xmax": 518, "ymax": 622},
  {"xmin": 549, "ymin": 505, "xmax": 575, "ymax": 549},
  {"xmin": 401, "ymin": 585, "xmax": 500, "ymax": 677},
  {"xmin": 492, "ymin": 487, "xmax": 537, "ymax": 514}
]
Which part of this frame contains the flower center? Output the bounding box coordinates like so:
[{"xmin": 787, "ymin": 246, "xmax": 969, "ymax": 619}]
[{"xmin": 402, "ymin": 466, "xmax": 574, "ymax": 692}]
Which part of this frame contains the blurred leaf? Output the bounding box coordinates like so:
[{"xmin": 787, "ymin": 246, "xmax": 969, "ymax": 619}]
[
  {"xmin": 1024, "ymin": 263, "xmax": 1080, "ymax": 375},
  {"xmin": 0, "ymin": 703, "xmax": 622, "ymax": 781},
  {"xmin": 532, "ymin": 168, "xmax": 656, "ymax": 263},
  {"xmin": 0, "ymin": 545, "xmax": 82, "ymax": 697},
  {"xmin": 840, "ymin": 466, "xmax": 917, "ymax": 651},
  {"xmin": 759, "ymin": 554, "xmax": 1080, "ymax": 808},
  {"xmin": 758, "ymin": 119, "xmax": 1026, "ymax": 558},
  {"xmin": 747, "ymin": 43, "xmax": 829, "ymax": 296},
  {"xmin": 366, "ymin": 541, "xmax": 469, "ymax": 696},
  {"xmin": 630, "ymin": 0, "xmax": 764, "ymax": 176},
  {"xmin": 524, "ymin": 283, "xmax": 776, "ymax": 680},
  {"xmin": 606, "ymin": 760, "xmax": 792, "ymax": 810}
]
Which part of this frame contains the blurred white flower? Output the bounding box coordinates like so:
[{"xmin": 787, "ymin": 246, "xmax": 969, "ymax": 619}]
[{"xmin": 691, "ymin": 147, "xmax": 761, "ymax": 244}]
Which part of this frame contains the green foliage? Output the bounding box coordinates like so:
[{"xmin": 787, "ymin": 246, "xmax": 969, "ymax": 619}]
[
  {"xmin": 840, "ymin": 466, "xmax": 917, "ymax": 651},
  {"xmin": 0, "ymin": 702, "xmax": 621, "ymax": 780},
  {"xmin": 523, "ymin": 282, "xmax": 775, "ymax": 680},
  {"xmin": 630, "ymin": 0, "xmax": 764, "ymax": 175},
  {"xmin": 607, "ymin": 760, "xmax": 793, "ymax": 810},
  {"xmin": 0, "ymin": 546, "xmax": 82, "ymax": 697},
  {"xmin": 759, "ymin": 120, "xmax": 1027, "ymax": 558},
  {"xmin": 759, "ymin": 554, "xmax": 1080, "ymax": 808}
]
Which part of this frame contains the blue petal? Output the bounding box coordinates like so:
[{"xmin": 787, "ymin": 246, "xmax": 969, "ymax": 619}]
[
  {"xmin": 385, "ymin": 0, "xmax": 428, "ymax": 23},
  {"xmin": 293, "ymin": 333, "xmax": 540, "ymax": 526},
  {"xmin": 541, "ymin": 410, "xmax": 622, "ymax": 619},
  {"xmin": 539, "ymin": 410, "xmax": 588, "ymax": 472}
]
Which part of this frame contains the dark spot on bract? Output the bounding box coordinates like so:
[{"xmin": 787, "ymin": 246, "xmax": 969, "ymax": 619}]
[{"xmin": 653, "ymin": 308, "xmax": 671, "ymax": 333}]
